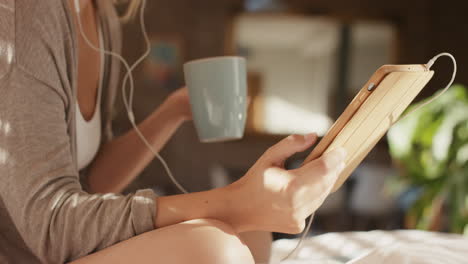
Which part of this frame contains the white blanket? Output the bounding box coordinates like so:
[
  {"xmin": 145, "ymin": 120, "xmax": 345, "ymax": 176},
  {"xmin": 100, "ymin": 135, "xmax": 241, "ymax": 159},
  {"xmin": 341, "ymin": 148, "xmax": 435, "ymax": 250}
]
[{"xmin": 270, "ymin": 230, "xmax": 468, "ymax": 264}]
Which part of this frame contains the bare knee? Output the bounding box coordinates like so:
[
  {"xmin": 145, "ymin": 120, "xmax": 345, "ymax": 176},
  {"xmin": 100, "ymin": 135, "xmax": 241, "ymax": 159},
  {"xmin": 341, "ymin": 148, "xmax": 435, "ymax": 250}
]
[
  {"xmin": 173, "ymin": 219, "xmax": 254, "ymax": 264},
  {"xmin": 70, "ymin": 219, "xmax": 254, "ymax": 264}
]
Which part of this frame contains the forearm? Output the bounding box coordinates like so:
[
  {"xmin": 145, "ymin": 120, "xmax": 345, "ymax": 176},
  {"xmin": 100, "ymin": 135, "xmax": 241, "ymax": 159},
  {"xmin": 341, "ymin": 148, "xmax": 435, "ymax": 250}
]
[
  {"xmin": 155, "ymin": 186, "xmax": 240, "ymax": 229},
  {"xmin": 87, "ymin": 99, "xmax": 184, "ymax": 193}
]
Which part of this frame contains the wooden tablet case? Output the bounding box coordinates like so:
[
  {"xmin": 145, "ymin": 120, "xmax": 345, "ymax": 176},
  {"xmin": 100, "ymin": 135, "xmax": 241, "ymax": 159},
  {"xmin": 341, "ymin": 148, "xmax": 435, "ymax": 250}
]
[{"xmin": 304, "ymin": 67, "xmax": 434, "ymax": 192}]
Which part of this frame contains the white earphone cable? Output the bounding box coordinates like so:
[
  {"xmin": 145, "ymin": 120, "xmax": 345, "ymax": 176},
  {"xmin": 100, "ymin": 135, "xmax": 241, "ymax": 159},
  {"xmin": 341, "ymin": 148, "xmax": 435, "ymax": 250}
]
[
  {"xmin": 121, "ymin": 0, "xmax": 150, "ymax": 118},
  {"xmin": 74, "ymin": 0, "xmax": 188, "ymax": 194},
  {"xmin": 399, "ymin": 52, "xmax": 457, "ymax": 121},
  {"xmin": 280, "ymin": 213, "xmax": 315, "ymax": 261}
]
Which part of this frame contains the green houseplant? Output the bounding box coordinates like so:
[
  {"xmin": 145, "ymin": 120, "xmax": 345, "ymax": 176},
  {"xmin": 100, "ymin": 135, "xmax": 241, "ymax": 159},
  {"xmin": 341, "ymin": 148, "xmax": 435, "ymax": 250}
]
[{"xmin": 387, "ymin": 85, "xmax": 468, "ymax": 234}]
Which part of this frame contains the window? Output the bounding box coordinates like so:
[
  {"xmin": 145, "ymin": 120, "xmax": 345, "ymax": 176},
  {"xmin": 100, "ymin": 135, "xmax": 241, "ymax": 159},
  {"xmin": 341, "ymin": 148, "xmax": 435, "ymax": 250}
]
[{"xmin": 231, "ymin": 12, "xmax": 396, "ymax": 136}]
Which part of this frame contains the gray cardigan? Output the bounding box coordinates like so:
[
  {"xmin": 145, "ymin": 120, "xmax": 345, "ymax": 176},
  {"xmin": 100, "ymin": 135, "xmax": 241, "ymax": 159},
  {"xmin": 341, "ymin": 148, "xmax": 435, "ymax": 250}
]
[{"xmin": 0, "ymin": 1, "xmax": 156, "ymax": 263}]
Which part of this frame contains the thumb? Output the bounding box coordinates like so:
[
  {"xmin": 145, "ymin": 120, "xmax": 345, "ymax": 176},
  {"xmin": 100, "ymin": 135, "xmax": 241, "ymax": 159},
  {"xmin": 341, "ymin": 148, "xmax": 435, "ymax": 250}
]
[{"xmin": 262, "ymin": 133, "xmax": 318, "ymax": 166}]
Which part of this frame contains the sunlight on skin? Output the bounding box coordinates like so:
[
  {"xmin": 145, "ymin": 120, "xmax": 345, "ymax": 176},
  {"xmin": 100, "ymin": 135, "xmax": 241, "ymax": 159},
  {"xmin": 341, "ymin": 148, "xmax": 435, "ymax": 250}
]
[
  {"xmin": 264, "ymin": 168, "xmax": 291, "ymax": 192},
  {"xmin": 263, "ymin": 168, "xmax": 293, "ymax": 211}
]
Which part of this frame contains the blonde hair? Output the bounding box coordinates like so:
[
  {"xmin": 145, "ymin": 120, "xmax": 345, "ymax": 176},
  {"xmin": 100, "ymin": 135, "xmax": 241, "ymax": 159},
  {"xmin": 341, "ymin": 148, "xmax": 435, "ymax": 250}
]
[{"xmin": 113, "ymin": 0, "xmax": 143, "ymax": 22}]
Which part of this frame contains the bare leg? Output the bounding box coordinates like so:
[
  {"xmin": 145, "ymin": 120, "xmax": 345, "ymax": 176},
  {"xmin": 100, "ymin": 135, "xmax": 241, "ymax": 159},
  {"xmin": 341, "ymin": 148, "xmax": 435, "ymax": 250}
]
[
  {"xmin": 71, "ymin": 219, "xmax": 254, "ymax": 264},
  {"xmin": 239, "ymin": 231, "xmax": 272, "ymax": 264}
]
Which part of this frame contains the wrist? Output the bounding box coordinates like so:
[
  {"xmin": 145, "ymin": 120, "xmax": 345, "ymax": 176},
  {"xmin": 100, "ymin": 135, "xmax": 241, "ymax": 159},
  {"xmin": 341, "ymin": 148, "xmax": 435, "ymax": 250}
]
[
  {"xmin": 155, "ymin": 185, "xmax": 242, "ymax": 229},
  {"xmin": 220, "ymin": 180, "xmax": 253, "ymax": 232},
  {"xmin": 165, "ymin": 92, "xmax": 191, "ymax": 123},
  {"xmin": 156, "ymin": 98, "xmax": 186, "ymax": 126}
]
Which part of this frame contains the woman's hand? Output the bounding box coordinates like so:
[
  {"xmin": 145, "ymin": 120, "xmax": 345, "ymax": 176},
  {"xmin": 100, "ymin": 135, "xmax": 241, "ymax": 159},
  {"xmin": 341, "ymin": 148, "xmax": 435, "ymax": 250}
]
[
  {"xmin": 165, "ymin": 87, "xmax": 192, "ymax": 122},
  {"xmin": 226, "ymin": 134, "xmax": 346, "ymax": 234}
]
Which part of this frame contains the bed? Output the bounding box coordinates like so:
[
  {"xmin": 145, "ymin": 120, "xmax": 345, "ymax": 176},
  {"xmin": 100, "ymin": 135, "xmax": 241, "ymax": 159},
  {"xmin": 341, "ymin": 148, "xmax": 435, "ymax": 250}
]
[{"xmin": 270, "ymin": 230, "xmax": 468, "ymax": 264}]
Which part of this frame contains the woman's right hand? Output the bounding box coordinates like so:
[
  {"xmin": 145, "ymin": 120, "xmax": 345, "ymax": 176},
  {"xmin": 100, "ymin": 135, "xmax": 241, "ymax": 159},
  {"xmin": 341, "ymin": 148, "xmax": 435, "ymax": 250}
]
[{"xmin": 225, "ymin": 134, "xmax": 346, "ymax": 234}]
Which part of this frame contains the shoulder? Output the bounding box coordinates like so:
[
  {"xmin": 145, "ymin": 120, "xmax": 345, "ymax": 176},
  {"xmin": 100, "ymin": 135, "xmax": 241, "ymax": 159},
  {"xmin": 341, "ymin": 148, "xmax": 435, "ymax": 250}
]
[
  {"xmin": 15, "ymin": 0, "xmax": 71, "ymax": 41},
  {"xmin": 13, "ymin": 0, "xmax": 75, "ymax": 92}
]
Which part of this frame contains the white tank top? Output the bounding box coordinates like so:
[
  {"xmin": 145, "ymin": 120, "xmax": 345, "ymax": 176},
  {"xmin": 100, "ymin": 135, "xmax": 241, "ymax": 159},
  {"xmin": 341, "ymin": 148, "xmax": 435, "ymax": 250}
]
[{"xmin": 76, "ymin": 19, "xmax": 104, "ymax": 171}]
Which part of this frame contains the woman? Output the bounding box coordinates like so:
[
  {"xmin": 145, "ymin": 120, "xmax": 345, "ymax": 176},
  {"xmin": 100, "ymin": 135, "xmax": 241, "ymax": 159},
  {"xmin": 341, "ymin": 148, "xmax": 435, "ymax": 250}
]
[{"xmin": 0, "ymin": 0, "xmax": 346, "ymax": 263}]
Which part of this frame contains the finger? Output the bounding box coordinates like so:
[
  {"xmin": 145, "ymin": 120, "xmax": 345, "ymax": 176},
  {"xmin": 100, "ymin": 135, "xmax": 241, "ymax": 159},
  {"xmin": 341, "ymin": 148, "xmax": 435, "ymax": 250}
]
[
  {"xmin": 304, "ymin": 163, "xmax": 346, "ymax": 214},
  {"xmin": 292, "ymin": 160, "xmax": 346, "ymax": 215},
  {"xmin": 262, "ymin": 133, "xmax": 318, "ymax": 166},
  {"xmin": 292, "ymin": 147, "xmax": 347, "ymax": 193},
  {"xmin": 296, "ymin": 147, "xmax": 347, "ymax": 176}
]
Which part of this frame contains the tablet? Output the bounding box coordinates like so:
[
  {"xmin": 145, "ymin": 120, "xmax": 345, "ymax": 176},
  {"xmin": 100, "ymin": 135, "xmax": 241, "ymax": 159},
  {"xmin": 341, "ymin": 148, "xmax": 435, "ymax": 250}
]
[{"xmin": 304, "ymin": 64, "xmax": 434, "ymax": 192}]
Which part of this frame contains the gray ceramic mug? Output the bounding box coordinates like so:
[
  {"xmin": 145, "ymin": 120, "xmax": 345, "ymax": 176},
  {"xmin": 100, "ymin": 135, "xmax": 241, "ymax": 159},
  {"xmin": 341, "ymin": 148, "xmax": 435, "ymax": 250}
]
[{"xmin": 184, "ymin": 56, "xmax": 247, "ymax": 142}]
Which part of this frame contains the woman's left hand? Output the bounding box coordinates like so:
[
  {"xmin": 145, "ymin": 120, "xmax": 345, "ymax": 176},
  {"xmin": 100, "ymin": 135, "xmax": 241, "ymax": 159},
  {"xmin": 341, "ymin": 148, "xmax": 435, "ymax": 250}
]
[{"xmin": 166, "ymin": 87, "xmax": 192, "ymax": 122}]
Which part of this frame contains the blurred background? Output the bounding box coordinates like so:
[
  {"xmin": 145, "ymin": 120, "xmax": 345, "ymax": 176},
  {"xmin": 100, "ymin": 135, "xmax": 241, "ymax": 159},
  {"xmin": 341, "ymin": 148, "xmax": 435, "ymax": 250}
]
[{"xmin": 117, "ymin": 0, "xmax": 468, "ymax": 239}]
